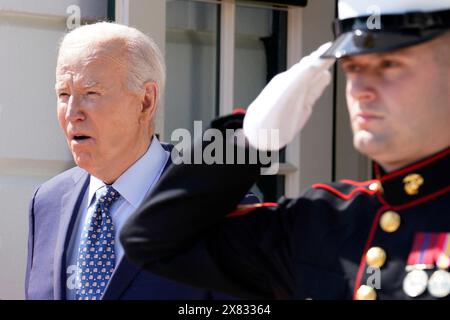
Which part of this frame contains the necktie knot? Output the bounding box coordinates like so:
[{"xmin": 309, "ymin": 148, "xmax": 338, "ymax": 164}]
[{"xmin": 98, "ymin": 185, "xmax": 121, "ymax": 205}]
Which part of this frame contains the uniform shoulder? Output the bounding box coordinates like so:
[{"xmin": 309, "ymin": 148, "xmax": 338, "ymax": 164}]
[
  {"xmin": 226, "ymin": 180, "xmax": 381, "ymax": 217},
  {"xmin": 307, "ymin": 179, "xmax": 381, "ymax": 201}
]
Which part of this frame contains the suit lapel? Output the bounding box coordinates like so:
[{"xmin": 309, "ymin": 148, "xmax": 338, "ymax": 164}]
[
  {"xmin": 53, "ymin": 169, "xmax": 89, "ymax": 300},
  {"xmin": 101, "ymin": 257, "xmax": 140, "ymax": 300}
]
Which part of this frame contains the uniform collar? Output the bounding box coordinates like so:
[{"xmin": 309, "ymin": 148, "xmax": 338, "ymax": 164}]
[{"xmin": 374, "ymin": 147, "xmax": 450, "ymax": 208}]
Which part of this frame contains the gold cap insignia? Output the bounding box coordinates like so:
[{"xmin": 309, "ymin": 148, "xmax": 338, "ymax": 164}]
[{"xmin": 403, "ymin": 173, "xmax": 424, "ymax": 196}]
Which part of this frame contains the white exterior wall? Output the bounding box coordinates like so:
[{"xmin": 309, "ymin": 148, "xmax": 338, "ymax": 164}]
[{"xmin": 0, "ymin": 0, "xmax": 107, "ymax": 300}]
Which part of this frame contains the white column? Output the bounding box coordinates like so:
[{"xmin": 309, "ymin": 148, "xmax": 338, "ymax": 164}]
[
  {"xmin": 284, "ymin": 6, "xmax": 303, "ymax": 197},
  {"xmin": 115, "ymin": 0, "xmax": 130, "ymax": 25},
  {"xmin": 219, "ymin": 0, "xmax": 235, "ymax": 115},
  {"xmin": 299, "ymin": 0, "xmax": 335, "ymax": 191}
]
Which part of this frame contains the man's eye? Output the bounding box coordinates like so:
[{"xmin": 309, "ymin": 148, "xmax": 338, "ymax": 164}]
[
  {"xmin": 343, "ymin": 64, "xmax": 362, "ymax": 73},
  {"xmin": 381, "ymin": 60, "xmax": 400, "ymax": 69},
  {"xmin": 87, "ymin": 91, "xmax": 98, "ymax": 96},
  {"xmin": 58, "ymin": 93, "xmax": 70, "ymax": 98}
]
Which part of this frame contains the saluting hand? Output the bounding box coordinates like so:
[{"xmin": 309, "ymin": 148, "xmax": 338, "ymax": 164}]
[{"xmin": 243, "ymin": 42, "xmax": 336, "ymax": 151}]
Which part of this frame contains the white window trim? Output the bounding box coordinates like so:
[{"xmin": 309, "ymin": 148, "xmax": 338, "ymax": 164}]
[{"xmin": 218, "ymin": 0, "xmax": 303, "ymax": 197}]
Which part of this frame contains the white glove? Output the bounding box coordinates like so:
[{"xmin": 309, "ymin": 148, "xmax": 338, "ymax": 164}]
[{"xmin": 243, "ymin": 42, "xmax": 336, "ymax": 151}]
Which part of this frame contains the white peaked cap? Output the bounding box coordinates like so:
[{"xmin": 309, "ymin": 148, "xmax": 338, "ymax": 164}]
[
  {"xmin": 321, "ymin": 0, "xmax": 450, "ymax": 58},
  {"xmin": 339, "ymin": 0, "xmax": 450, "ymax": 20}
]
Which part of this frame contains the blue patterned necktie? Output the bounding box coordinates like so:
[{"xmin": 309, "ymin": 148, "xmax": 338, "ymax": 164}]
[{"xmin": 76, "ymin": 185, "xmax": 121, "ymax": 300}]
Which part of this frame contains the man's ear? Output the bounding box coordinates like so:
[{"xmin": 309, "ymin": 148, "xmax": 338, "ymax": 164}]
[{"xmin": 141, "ymin": 81, "xmax": 158, "ymax": 121}]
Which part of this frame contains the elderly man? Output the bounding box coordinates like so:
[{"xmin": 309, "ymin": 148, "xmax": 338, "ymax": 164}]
[
  {"xmin": 121, "ymin": 0, "xmax": 450, "ymax": 300},
  {"xmin": 25, "ymin": 22, "xmax": 246, "ymax": 300}
]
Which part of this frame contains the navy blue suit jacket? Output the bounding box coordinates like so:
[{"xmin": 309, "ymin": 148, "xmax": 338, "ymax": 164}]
[{"xmin": 25, "ymin": 143, "xmax": 255, "ymax": 300}]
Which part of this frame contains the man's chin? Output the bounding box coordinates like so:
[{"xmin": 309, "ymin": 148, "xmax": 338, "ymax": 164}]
[
  {"xmin": 72, "ymin": 153, "xmax": 93, "ymax": 171},
  {"xmin": 353, "ymin": 131, "xmax": 385, "ymax": 158}
]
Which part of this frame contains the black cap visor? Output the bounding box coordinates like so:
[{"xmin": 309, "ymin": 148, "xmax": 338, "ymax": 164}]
[
  {"xmin": 321, "ymin": 9, "xmax": 450, "ymax": 59},
  {"xmin": 321, "ymin": 29, "xmax": 447, "ymax": 59}
]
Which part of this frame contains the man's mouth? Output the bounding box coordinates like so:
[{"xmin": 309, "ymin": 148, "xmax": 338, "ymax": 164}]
[
  {"xmin": 72, "ymin": 135, "xmax": 91, "ymax": 141},
  {"xmin": 354, "ymin": 112, "xmax": 384, "ymax": 125}
]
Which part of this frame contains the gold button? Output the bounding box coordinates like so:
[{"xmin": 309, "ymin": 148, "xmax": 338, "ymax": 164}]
[
  {"xmin": 379, "ymin": 210, "xmax": 401, "ymax": 233},
  {"xmin": 356, "ymin": 285, "xmax": 377, "ymax": 300},
  {"xmin": 368, "ymin": 181, "xmax": 381, "ymax": 192},
  {"xmin": 366, "ymin": 247, "xmax": 387, "ymax": 268}
]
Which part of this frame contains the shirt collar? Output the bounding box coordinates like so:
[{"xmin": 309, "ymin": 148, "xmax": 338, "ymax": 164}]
[{"xmin": 88, "ymin": 136, "xmax": 170, "ymax": 209}]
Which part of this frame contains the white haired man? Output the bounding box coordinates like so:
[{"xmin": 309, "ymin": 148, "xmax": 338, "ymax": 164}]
[
  {"xmin": 25, "ymin": 22, "xmax": 245, "ymax": 300},
  {"xmin": 121, "ymin": 1, "xmax": 450, "ymax": 300}
]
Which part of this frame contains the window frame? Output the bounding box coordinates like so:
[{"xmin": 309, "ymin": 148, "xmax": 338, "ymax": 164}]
[{"xmin": 219, "ymin": 0, "xmax": 302, "ymax": 197}]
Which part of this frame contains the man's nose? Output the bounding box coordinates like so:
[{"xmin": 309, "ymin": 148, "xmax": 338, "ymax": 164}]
[
  {"xmin": 347, "ymin": 76, "xmax": 377, "ymax": 103},
  {"xmin": 66, "ymin": 94, "xmax": 85, "ymax": 122}
]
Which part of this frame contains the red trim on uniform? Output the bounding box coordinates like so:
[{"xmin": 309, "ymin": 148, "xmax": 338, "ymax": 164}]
[
  {"xmin": 376, "ymin": 185, "xmax": 450, "ymax": 211},
  {"xmin": 375, "ymin": 190, "xmax": 389, "ymax": 207},
  {"xmin": 375, "ymin": 147, "xmax": 450, "ymax": 181},
  {"xmin": 312, "ymin": 183, "xmax": 378, "ymax": 201},
  {"xmin": 340, "ymin": 179, "xmax": 378, "ymax": 187},
  {"xmin": 226, "ymin": 202, "xmax": 278, "ymax": 218},
  {"xmin": 352, "ymin": 205, "xmax": 388, "ymax": 300},
  {"xmin": 232, "ymin": 108, "xmax": 247, "ymax": 115}
]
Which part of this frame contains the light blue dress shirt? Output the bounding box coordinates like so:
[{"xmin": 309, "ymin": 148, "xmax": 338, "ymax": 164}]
[{"xmin": 65, "ymin": 137, "xmax": 170, "ymax": 299}]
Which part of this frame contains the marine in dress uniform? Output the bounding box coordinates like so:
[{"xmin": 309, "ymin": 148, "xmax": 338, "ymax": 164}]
[{"xmin": 121, "ymin": 1, "xmax": 450, "ymax": 300}]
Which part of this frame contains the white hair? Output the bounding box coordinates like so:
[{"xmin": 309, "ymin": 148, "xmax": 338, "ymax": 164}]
[{"xmin": 58, "ymin": 22, "xmax": 166, "ymax": 105}]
